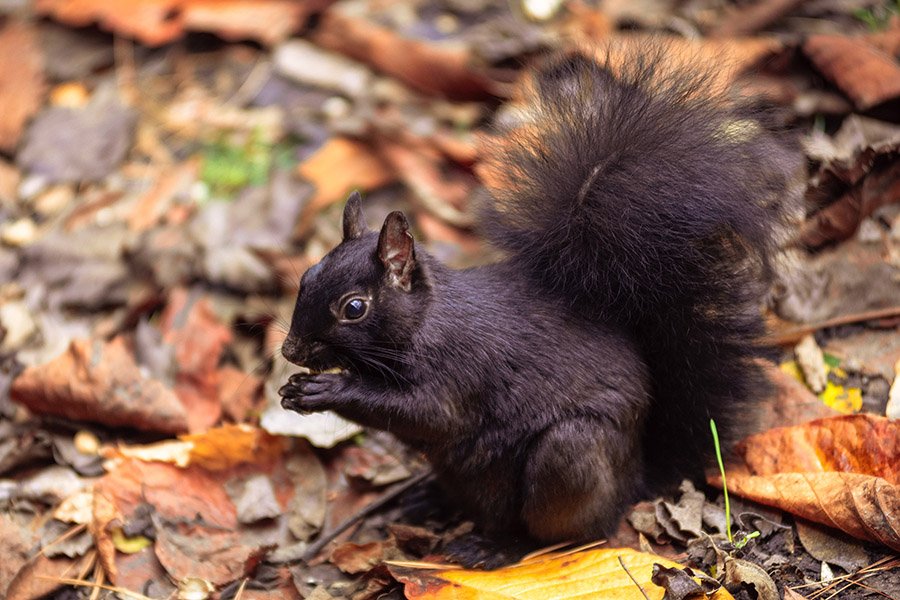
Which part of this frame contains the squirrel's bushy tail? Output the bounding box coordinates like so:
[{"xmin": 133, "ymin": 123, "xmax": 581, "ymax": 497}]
[{"xmin": 483, "ymin": 50, "xmax": 797, "ymax": 485}]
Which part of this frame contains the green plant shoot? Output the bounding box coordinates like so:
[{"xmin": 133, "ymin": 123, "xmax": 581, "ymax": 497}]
[{"xmin": 710, "ymin": 418, "xmax": 733, "ymax": 544}]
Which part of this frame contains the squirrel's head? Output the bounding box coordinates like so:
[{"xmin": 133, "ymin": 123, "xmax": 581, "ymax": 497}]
[{"xmin": 282, "ymin": 192, "xmax": 432, "ymax": 374}]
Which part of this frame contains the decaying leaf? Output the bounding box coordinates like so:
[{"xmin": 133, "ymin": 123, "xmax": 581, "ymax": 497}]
[
  {"xmin": 160, "ymin": 289, "xmax": 234, "ymax": 432},
  {"xmin": 389, "ymin": 547, "xmax": 734, "ymax": 600},
  {"xmin": 0, "ymin": 21, "xmax": 46, "ymax": 154},
  {"xmin": 35, "ymin": 0, "xmax": 332, "ymax": 47},
  {"xmin": 311, "ymin": 10, "xmax": 498, "ymax": 101},
  {"xmin": 10, "ymin": 336, "xmax": 190, "ymax": 435},
  {"xmin": 294, "ymin": 137, "xmax": 395, "ymax": 237},
  {"xmin": 716, "ymin": 415, "xmax": 900, "ymax": 551},
  {"xmin": 91, "ymin": 458, "xmax": 239, "ymax": 582},
  {"xmin": 804, "ymin": 34, "xmax": 900, "ymax": 110}
]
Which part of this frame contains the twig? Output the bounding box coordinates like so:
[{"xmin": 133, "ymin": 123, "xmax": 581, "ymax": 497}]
[
  {"xmin": 763, "ymin": 305, "xmax": 900, "ymax": 346},
  {"xmin": 234, "ymin": 578, "xmax": 249, "ymax": 600},
  {"xmin": 36, "ymin": 576, "xmax": 154, "ymax": 600},
  {"xmin": 617, "ymin": 555, "xmax": 651, "ymax": 600},
  {"xmin": 40, "ymin": 523, "xmax": 87, "ymax": 556},
  {"xmin": 303, "ymin": 470, "xmax": 434, "ymax": 562}
]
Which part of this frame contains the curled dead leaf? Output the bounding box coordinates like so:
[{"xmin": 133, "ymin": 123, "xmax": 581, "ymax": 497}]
[{"xmin": 715, "ymin": 415, "xmax": 900, "ymax": 551}]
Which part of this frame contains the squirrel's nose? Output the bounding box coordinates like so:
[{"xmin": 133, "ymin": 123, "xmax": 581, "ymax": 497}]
[{"xmin": 281, "ymin": 336, "xmax": 305, "ymax": 364}]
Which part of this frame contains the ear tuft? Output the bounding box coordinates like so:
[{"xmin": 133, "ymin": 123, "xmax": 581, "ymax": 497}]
[
  {"xmin": 343, "ymin": 191, "xmax": 367, "ymax": 241},
  {"xmin": 377, "ymin": 211, "xmax": 415, "ymax": 292}
]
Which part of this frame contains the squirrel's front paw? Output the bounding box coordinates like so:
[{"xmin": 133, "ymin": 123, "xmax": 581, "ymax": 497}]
[{"xmin": 279, "ymin": 372, "xmax": 349, "ymax": 413}]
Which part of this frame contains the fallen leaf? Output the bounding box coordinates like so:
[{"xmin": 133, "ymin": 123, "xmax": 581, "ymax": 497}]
[
  {"xmin": 5, "ymin": 552, "xmax": 92, "ymax": 600},
  {"xmin": 716, "ymin": 415, "xmax": 900, "ymax": 551},
  {"xmin": 35, "ymin": 0, "xmax": 332, "ymax": 47},
  {"xmin": 804, "ymin": 35, "xmax": 900, "ymax": 110},
  {"xmin": 91, "ymin": 458, "xmax": 238, "ymax": 582},
  {"xmin": 106, "ymin": 424, "xmax": 285, "ymax": 472},
  {"xmin": 10, "ymin": 336, "xmax": 189, "ymax": 434},
  {"xmin": 651, "ymin": 564, "xmax": 720, "ymax": 600},
  {"xmin": 732, "ymin": 414, "xmax": 898, "ymax": 482},
  {"xmin": 18, "ymin": 99, "xmax": 137, "ymax": 184},
  {"xmin": 0, "ymin": 513, "xmax": 40, "ymax": 598},
  {"xmin": 795, "ymin": 520, "xmax": 869, "ymax": 573},
  {"xmin": 389, "ymin": 547, "xmax": 734, "ymax": 600},
  {"xmin": 153, "ymin": 517, "xmax": 269, "ymax": 586},
  {"xmin": 294, "ymin": 137, "xmax": 395, "ymax": 237},
  {"xmin": 723, "ymin": 557, "xmax": 779, "ymax": 600},
  {"xmin": 160, "ymin": 289, "xmax": 233, "ymax": 432},
  {"xmin": 218, "ymin": 365, "xmax": 263, "ymax": 423},
  {"xmin": 331, "ymin": 541, "xmax": 392, "ymax": 574},
  {"xmin": 310, "ymin": 10, "xmax": 498, "ymax": 100},
  {"xmin": 0, "ymin": 21, "xmax": 46, "ymax": 153}
]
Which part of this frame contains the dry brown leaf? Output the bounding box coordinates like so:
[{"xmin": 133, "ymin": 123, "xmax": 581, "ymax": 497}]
[
  {"xmin": 6, "ymin": 552, "xmax": 92, "ymax": 600},
  {"xmin": 331, "ymin": 541, "xmax": 392, "ymax": 574},
  {"xmin": 160, "ymin": 289, "xmax": 233, "ymax": 432},
  {"xmin": 0, "ymin": 21, "xmax": 46, "ymax": 153},
  {"xmin": 804, "ymin": 35, "xmax": 900, "ymax": 110},
  {"xmin": 709, "ymin": 0, "xmax": 805, "ymax": 38},
  {"xmin": 92, "ymin": 458, "xmax": 238, "ymax": 582},
  {"xmin": 800, "ymin": 157, "xmax": 900, "ymax": 249},
  {"xmin": 294, "ymin": 137, "xmax": 395, "ymax": 237},
  {"xmin": 716, "ymin": 415, "xmax": 900, "ymax": 551},
  {"xmin": 218, "ymin": 365, "xmax": 263, "ymax": 423},
  {"xmin": 127, "ymin": 160, "xmax": 198, "ymax": 233},
  {"xmin": 389, "ymin": 547, "xmax": 734, "ymax": 600},
  {"xmin": 10, "ymin": 336, "xmax": 189, "ymax": 434},
  {"xmin": 310, "ymin": 10, "xmax": 498, "ymax": 101},
  {"xmin": 154, "ymin": 521, "xmax": 268, "ymax": 586},
  {"xmin": 35, "ymin": 0, "xmax": 332, "ymax": 47}
]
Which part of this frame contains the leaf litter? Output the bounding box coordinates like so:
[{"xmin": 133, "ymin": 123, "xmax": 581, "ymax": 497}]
[{"xmin": 1, "ymin": 1, "xmax": 899, "ymax": 599}]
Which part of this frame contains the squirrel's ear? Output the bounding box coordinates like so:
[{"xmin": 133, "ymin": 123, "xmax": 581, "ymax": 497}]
[
  {"xmin": 342, "ymin": 191, "xmax": 367, "ymax": 241},
  {"xmin": 377, "ymin": 211, "xmax": 415, "ymax": 292}
]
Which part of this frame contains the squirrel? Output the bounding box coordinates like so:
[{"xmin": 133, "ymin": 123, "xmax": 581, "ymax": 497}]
[{"xmin": 279, "ymin": 51, "xmax": 797, "ymax": 550}]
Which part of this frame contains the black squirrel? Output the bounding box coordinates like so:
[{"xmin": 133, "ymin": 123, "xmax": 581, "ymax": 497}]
[{"xmin": 279, "ymin": 52, "xmax": 796, "ymax": 548}]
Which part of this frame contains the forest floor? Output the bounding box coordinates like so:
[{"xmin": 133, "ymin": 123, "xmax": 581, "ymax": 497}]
[{"xmin": 0, "ymin": 0, "xmax": 899, "ymax": 599}]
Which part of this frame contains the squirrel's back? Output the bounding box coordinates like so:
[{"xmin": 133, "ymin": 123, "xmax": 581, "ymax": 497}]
[{"xmin": 482, "ymin": 50, "xmax": 798, "ymax": 485}]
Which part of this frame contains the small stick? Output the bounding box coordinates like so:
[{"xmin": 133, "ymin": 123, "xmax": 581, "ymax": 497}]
[
  {"xmin": 763, "ymin": 305, "xmax": 900, "ymax": 346},
  {"xmin": 36, "ymin": 576, "xmax": 153, "ymax": 600},
  {"xmin": 303, "ymin": 470, "xmax": 433, "ymax": 562},
  {"xmin": 617, "ymin": 556, "xmax": 651, "ymax": 600}
]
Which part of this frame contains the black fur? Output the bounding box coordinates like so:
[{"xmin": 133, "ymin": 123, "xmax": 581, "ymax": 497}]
[{"xmin": 280, "ymin": 51, "xmax": 794, "ymax": 551}]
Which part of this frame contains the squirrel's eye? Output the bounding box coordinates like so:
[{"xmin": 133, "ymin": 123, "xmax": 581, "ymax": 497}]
[{"xmin": 341, "ymin": 297, "xmax": 368, "ymax": 321}]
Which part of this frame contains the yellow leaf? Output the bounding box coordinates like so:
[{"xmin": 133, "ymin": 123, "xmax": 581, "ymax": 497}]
[
  {"xmin": 389, "ymin": 547, "xmax": 734, "ymax": 600},
  {"xmin": 820, "ymin": 382, "xmax": 862, "ymax": 414},
  {"xmin": 780, "ymin": 360, "xmax": 861, "ymax": 414}
]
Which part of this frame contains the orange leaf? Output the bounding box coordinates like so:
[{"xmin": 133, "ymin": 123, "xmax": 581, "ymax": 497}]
[
  {"xmin": 34, "ymin": 0, "xmax": 331, "ymax": 47},
  {"xmin": 717, "ymin": 415, "xmax": 900, "ymax": 551},
  {"xmin": 732, "ymin": 414, "xmax": 898, "ymax": 483},
  {"xmin": 294, "ymin": 137, "xmax": 395, "ymax": 236},
  {"xmin": 389, "ymin": 547, "xmax": 734, "ymax": 600},
  {"xmin": 181, "ymin": 424, "xmax": 285, "ymax": 471},
  {"xmin": 0, "ymin": 21, "xmax": 46, "ymax": 153}
]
